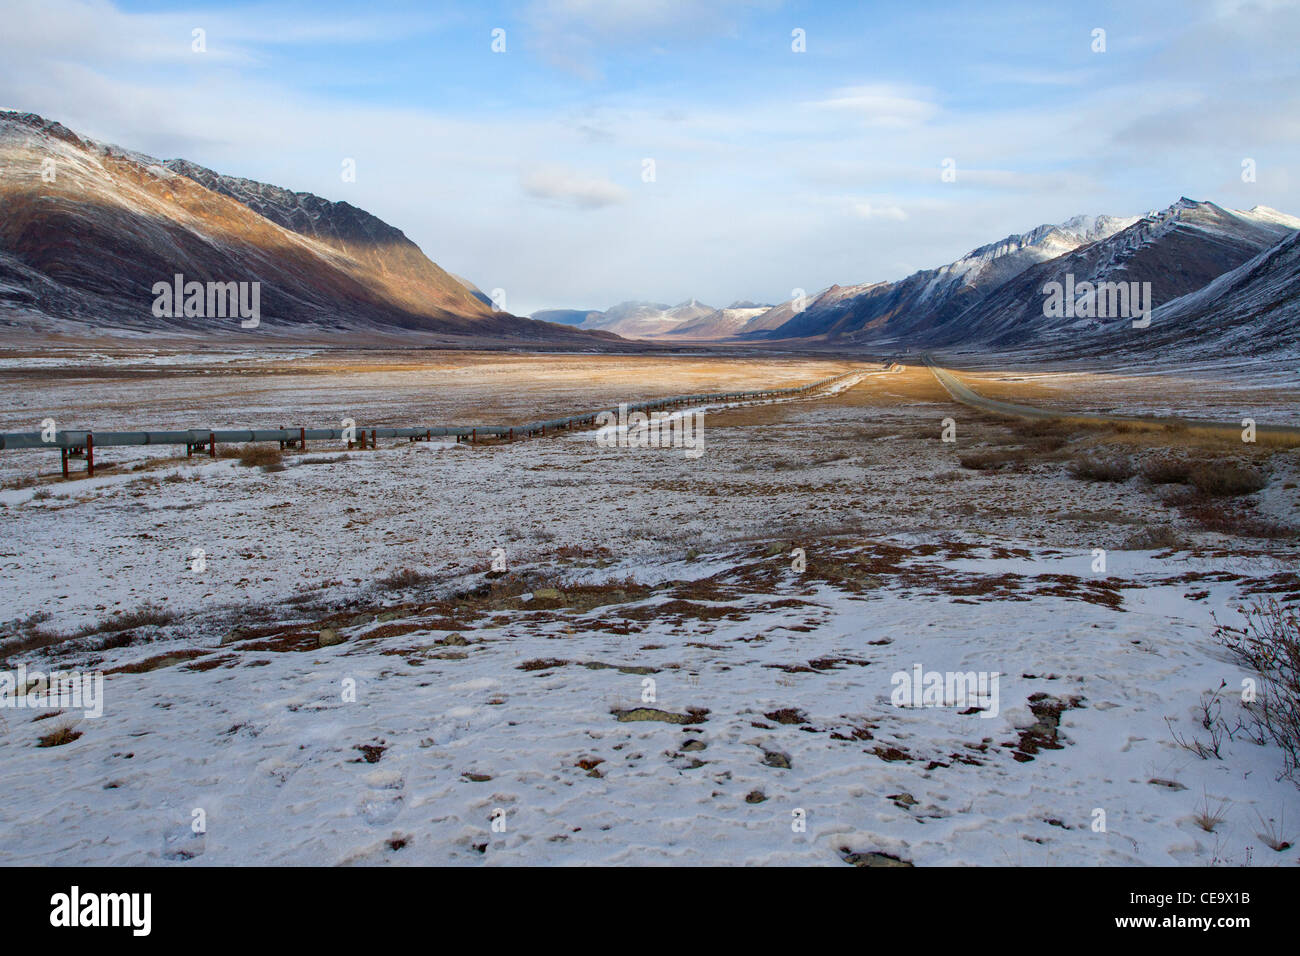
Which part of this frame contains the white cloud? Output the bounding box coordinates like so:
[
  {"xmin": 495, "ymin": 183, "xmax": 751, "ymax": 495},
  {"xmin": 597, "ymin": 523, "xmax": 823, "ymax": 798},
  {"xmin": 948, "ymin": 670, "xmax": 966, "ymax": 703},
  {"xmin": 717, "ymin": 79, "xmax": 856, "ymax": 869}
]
[
  {"xmin": 808, "ymin": 84, "xmax": 938, "ymax": 127},
  {"xmin": 850, "ymin": 201, "xmax": 908, "ymax": 222},
  {"xmin": 521, "ymin": 167, "xmax": 628, "ymax": 208},
  {"xmin": 3, "ymin": 0, "xmax": 1300, "ymax": 315}
]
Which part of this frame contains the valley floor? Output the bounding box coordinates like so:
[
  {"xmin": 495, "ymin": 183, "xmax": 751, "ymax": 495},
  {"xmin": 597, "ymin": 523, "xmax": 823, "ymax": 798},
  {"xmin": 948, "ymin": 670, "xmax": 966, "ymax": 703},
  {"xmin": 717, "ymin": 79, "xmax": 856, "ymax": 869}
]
[{"xmin": 1, "ymin": 351, "xmax": 1297, "ymax": 865}]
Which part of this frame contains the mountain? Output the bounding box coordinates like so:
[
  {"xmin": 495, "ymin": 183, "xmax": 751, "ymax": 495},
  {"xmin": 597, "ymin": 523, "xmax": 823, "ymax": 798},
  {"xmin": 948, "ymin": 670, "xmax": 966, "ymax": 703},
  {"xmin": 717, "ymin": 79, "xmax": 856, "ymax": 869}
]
[
  {"xmin": 533, "ymin": 299, "xmax": 715, "ymax": 339},
  {"xmin": 929, "ymin": 199, "xmax": 1300, "ymax": 350},
  {"xmin": 1128, "ymin": 227, "xmax": 1300, "ymax": 359},
  {"xmin": 665, "ymin": 301, "xmax": 773, "ymax": 340},
  {"xmin": 0, "ymin": 111, "xmax": 621, "ymax": 346},
  {"xmin": 744, "ymin": 213, "xmax": 1138, "ymax": 342}
]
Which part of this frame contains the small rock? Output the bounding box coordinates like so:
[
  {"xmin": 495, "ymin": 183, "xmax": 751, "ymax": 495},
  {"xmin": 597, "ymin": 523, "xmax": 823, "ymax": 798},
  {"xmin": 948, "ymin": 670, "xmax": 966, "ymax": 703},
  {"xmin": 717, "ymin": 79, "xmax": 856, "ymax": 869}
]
[
  {"xmin": 682, "ymin": 739, "xmax": 707, "ymax": 752},
  {"xmin": 533, "ymin": 588, "xmax": 563, "ymax": 601},
  {"xmin": 761, "ymin": 750, "xmax": 792, "ymax": 769},
  {"xmin": 377, "ymin": 611, "xmax": 399, "ymax": 623},
  {"xmin": 317, "ymin": 627, "xmax": 344, "ymax": 647},
  {"xmin": 441, "ymin": 632, "xmax": 469, "ymax": 646},
  {"xmin": 841, "ymin": 849, "xmax": 913, "ymax": 867},
  {"xmin": 745, "ymin": 790, "xmax": 767, "ymax": 804}
]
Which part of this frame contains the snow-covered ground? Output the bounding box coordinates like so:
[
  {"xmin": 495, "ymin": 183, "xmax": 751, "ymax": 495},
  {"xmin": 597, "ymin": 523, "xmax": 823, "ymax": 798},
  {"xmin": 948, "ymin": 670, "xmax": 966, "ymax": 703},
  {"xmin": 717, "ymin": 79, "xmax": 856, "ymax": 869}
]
[
  {"xmin": 1, "ymin": 356, "xmax": 1297, "ymax": 865},
  {"xmin": 1, "ymin": 539, "xmax": 1296, "ymax": 865}
]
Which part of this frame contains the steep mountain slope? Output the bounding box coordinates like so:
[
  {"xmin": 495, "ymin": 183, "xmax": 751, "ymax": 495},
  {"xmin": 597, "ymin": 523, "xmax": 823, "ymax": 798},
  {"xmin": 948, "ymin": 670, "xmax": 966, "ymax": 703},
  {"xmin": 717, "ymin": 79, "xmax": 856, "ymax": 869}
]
[
  {"xmin": 451, "ymin": 273, "xmax": 494, "ymax": 308},
  {"xmin": 1123, "ymin": 228, "xmax": 1300, "ymax": 359},
  {"xmin": 934, "ymin": 199, "xmax": 1300, "ymax": 350},
  {"xmin": 745, "ymin": 214, "xmax": 1138, "ymax": 342},
  {"xmin": 0, "ymin": 111, "xmax": 618, "ymax": 346}
]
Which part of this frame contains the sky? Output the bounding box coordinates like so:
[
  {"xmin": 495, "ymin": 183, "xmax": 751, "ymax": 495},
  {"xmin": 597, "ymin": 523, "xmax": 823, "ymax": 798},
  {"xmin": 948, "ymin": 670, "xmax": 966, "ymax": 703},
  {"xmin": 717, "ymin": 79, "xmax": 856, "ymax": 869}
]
[{"xmin": 3, "ymin": 0, "xmax": 1299, "ymax": 315}]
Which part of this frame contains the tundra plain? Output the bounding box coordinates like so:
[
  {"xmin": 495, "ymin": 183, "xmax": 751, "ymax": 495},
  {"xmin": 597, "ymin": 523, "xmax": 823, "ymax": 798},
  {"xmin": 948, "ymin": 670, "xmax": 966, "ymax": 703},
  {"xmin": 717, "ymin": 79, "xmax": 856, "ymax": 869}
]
[{"xmin": 1, "ymin": 349, "xmax": 1297, "ymax": 866}]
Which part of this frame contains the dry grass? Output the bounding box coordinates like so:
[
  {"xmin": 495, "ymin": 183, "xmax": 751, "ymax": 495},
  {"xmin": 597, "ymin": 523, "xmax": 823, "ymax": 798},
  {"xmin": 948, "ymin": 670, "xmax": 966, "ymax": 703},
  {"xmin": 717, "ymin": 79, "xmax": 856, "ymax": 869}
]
[
  {"xmin": 1187, "ymin": 462, "xmax": 1268, "ymax": 497},
  {"xmin": 959, "ymin": 449, "xmax": 1035, "ymax": 471},
  {"xmin": 36, "ymin": 722, "xmax": 83, "ymax": 748},
  {"xmin": 238, "ymin": 445, "xmax": 283, "ymax": 469},
  {"xmin": 376, "ymin": 568, "xmax": 434, "ymax": 590},
  {"xmin": 0, "ymin": 612, "xmax": 67, "ymax": 661},
  {"xmin": 1069, "ymin": 455, "xmax": 1135, "ymax": 483},
  {"xmin": 1165, "ymin": 491, "xmax": 1296, "ymax": 540},
  {"xmin": 88, "ymin": 604, "xmax": 176, "ymax": 634},
  {"xmin": 1192, "ymin": 790, "xmax": 1231, "ymax": 832},
  {"xmin": 1141, "ymin": 455, "xmax": 1195, "ymax": 485},
  {"xmin": 1122, "ymin": 524, "xmax": 1183, "ymax": 550}
]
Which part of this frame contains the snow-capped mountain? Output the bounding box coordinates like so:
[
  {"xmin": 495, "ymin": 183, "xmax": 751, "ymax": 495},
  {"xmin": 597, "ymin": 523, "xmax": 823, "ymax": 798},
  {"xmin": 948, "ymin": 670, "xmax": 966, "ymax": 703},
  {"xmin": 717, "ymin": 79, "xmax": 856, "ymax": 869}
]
[
  {"xmin": 730, "ymin": 199, "xmax": 1297, "ymax": 356},
  {"xmin": 0, "ymin": 111, "xmax": 618, "ymax": 345},
  {"xmin": 930, "ymin": 199, "xmax": 1300, "ymax": 350},
  {"xmin": 743, "ymin": 212, "xmax": 1138, "ymax": 342},
  {"xmin": 664, "ymin": 301, "xmax": 773, "ymax": 340},
  {"xmin": 530, "ymin": 300, "xmax": 715, "ymax": 339}
]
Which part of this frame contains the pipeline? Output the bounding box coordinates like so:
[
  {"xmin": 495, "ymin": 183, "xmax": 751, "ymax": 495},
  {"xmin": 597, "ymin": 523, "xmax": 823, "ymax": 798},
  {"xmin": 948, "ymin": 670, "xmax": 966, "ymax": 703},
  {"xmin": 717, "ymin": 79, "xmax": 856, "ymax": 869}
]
[{"xmin": 0, "ymin": 369, "xmax": 862, "ymax": 464}]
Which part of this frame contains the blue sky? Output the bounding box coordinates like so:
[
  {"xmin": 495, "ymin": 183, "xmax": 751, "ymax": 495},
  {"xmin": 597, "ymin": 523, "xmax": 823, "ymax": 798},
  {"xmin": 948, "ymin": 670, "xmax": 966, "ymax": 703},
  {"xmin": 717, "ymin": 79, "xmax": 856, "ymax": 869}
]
[{"xmin": 4, "ymin": 0, "xmax": 1299, "ymax": 314}]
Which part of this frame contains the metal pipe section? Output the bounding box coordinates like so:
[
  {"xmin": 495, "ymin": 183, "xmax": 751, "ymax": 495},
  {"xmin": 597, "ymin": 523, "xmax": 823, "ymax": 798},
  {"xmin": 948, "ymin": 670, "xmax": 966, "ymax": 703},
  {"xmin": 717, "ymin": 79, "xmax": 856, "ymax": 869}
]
[{"xmin": 0, "ymin": 370, "xmax": 858, "ymax": 453}]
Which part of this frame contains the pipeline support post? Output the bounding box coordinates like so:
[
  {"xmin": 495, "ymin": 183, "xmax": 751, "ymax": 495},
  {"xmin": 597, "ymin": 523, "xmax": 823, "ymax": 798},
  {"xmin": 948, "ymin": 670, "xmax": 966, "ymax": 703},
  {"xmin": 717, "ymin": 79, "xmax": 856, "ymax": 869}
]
[
  {"xmin": 61, "ymin": 446, "xmax": 69, "ymax": 479},
  {"xmin": 86, "ymin": 432, "xmax": 94, "ymax": 477},
  {"xmin": 209, "ymin": 432, "xmax": 216, "ymax": 459}
]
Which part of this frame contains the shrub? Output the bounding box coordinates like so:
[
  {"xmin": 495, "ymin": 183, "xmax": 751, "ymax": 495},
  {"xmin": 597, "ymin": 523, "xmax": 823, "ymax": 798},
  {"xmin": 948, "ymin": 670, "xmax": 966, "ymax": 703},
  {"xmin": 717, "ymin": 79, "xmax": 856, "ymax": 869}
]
[
  {"xmin": 1188, "ymin": 462, "xmax": 1267, "ymax": 497},
  {"xmin": 1142, "ymin": 456, "xmax": 1193, "ymax": 485},
  {"xmin": 1010, "ymin": 418, "xmax": 1074, "ymax": 439},
  {"xmin": 1215, "ymin": 599, "xmax": 1300, "ymax": 786},
  {"xmin": 959, "ymin": 451, "xmax": 1014, "ymax": 471},
  {"xmin": 377, "ymin": 568, "xmax": 433, "ymax": 590},
  {"xmin": 1123, "ymin": 524, "xmax": 1182, "ymax": 550},
  {"xmin": 1069, "ymin": 455, "xmax": 1134, "ymax": 482},
  {"xmin": 238, "ymin": 445, "xmax": 283, "ymax": 468},
  {"xmin": 85, "ymin": 604, "xmax": 175, "ymax": 635}
]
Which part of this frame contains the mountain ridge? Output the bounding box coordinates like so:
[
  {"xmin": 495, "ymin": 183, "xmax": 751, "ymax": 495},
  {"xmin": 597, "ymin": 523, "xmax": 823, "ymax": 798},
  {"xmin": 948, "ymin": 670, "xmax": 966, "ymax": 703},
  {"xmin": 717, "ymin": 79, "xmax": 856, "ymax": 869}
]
[{"xmin": 0, "ymin": 110, "xmax": 623, "ymax": 347}]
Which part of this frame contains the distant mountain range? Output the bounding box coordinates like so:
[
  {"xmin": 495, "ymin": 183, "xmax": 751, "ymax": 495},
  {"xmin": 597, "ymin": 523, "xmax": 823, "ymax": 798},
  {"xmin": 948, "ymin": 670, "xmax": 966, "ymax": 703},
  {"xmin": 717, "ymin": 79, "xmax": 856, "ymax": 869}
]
[
  {"xmin": 530, "ymin": 299, "xmax": 772, "ymax": 340},
  {"xmin": 0, "ymin": 111, "xmax": 620, "ymax": 346},
  {"xmin": 2, "ymin": 111, "xmax": 1296, "ymax": 359},
  {"xmin": 738, "ymin": 199, "xmax": 1299, "ymax": 353},
  {"xmin": 531, "ymin": 199, "xmax": 1298, "ymax": 357},
  {"xmin": 914, "ymin": 199, "xmax": 1300, "ymax": 352}
]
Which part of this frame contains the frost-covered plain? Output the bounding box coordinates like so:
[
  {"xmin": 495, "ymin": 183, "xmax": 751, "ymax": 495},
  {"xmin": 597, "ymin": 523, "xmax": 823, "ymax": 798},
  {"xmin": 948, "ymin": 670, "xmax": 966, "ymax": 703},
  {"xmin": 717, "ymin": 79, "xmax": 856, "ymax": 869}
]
[{"xmin": 1, "ymin": 354, "xmax": 1297, "ymax": 866}]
